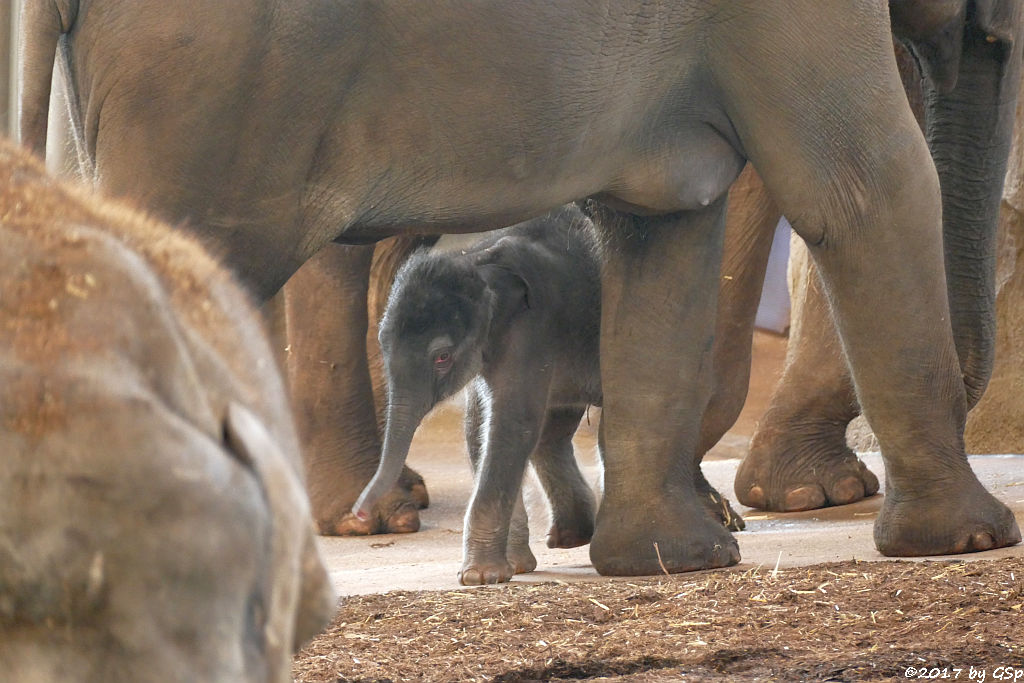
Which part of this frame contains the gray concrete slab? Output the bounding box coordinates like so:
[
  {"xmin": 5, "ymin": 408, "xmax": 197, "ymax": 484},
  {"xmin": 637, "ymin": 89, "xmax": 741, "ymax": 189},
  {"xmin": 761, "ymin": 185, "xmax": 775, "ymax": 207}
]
[{"xmin": 318, "ymin": 402, "xmax": 1024, "ymax": 596}]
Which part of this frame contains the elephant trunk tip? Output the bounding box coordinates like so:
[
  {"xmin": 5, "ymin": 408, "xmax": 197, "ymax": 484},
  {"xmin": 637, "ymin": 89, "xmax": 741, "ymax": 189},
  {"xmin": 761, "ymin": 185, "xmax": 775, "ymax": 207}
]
[
  {"xmin": 352, "ymin": 474, "xmax": 393, "ymax": 522},
  {"xmin": 351, "ymin": 495, "xmax": 375, "ymax": 522}
]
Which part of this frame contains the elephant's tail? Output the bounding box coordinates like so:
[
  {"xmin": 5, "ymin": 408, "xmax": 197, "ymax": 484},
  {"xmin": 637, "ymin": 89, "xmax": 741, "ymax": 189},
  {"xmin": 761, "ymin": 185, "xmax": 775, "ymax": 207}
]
[{"xmin": 18, "ymin": 0, "xmax": 78, "ymax": 156}]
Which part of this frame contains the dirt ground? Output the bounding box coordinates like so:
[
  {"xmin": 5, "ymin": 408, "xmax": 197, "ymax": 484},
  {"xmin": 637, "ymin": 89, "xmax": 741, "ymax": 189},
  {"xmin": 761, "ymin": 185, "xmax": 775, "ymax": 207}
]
[
  {"xmin": 295, "ymin": 557, "xmax": 1024, "ymax": 682},
  {"xmin": 296, "ymin": 332, "xmax": 1024, "ymax": 681}
]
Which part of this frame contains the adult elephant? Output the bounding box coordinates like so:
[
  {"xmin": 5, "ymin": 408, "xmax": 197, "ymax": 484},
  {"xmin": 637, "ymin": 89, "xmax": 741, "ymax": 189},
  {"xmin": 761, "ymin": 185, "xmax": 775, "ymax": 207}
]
[
  {"xmin": 284, "ymin": 7, "xmax": 1024, "ymax": 536},
  {"xmin": 21, "ymin": 0, "xmax": 1021, "ymax": 575},
  {"xmin": 715, "ymin": 5, "xmax": 1024, "ymax": 514}
]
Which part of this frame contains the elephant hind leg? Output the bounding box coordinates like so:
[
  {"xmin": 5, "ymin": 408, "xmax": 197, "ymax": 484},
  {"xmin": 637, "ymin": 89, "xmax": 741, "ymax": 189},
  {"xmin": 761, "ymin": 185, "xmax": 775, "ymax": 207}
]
[
  {"xmin": 722, "ymin": 1, "xmax": 1018, "ymax": 556},
  {"xmin": 530, "ymin": 406, "xmax": 597, "ymax": 549},
  {"xmin": 735, "ymin": 237, "xmax": 879, "ymax": 512},
  {"xmin": 695, "ymin": 163, "xmax": 781, "ymax": 529}
]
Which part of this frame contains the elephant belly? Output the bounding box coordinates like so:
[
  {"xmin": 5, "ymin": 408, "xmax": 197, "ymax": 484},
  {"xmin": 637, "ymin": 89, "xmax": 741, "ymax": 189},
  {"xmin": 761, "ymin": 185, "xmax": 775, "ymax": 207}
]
[{"xmin": 607, "ymin": 124, "xmax": 746, "ymax": 214}]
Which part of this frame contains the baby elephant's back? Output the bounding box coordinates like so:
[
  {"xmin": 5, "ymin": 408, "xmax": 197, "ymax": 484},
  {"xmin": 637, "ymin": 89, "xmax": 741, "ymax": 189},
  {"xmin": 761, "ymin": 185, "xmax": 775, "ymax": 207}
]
[{"xmin": 482, "ymin": 206, "xmax": 603, "ymax": 402}]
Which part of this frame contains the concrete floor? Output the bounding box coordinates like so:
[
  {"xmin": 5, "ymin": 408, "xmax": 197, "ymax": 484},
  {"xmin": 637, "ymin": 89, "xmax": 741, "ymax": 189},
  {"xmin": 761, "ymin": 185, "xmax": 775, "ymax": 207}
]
[{"xmin": 318, "ymin": 333, "xmax": 1024, "ymax": 596}]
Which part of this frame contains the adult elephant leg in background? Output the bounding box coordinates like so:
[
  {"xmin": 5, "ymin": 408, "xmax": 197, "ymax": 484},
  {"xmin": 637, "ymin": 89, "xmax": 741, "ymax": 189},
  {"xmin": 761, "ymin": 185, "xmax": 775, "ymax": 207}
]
[
  {"xmin": 696, "ymin": 38, "xmax": 921, "ymax": 518},
  {"xmin": 275, "ymin": 242, "xmax": 429, "ymax": 535},
  {"xmin": 717, "ymin": 1, "xmax": 1019, "ymax": 557},
  {"xmin": 735, "ymin": 3, "xmax": 1024, "ymax": 513},
  {"xmin": 736, "ymin": 235, "xmax": 873, "ymax": 512}
]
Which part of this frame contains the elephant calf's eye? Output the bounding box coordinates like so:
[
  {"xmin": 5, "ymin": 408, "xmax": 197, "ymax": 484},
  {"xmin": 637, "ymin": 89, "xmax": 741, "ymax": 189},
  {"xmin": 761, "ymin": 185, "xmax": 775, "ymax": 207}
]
[{"xmin": 434, "ymin": 351, "xmax": 453, "ymax": 371}]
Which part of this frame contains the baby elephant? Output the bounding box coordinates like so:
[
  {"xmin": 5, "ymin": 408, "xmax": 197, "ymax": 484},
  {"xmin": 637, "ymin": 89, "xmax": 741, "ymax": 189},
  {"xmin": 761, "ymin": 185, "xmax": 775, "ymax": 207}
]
[
  {"xmin": 354, "ymin": 207, "xmax": 602, "ymax": 585},
  {"xmin": 0, "ymin": 140, "xmax": 334, "ymax": 682}
]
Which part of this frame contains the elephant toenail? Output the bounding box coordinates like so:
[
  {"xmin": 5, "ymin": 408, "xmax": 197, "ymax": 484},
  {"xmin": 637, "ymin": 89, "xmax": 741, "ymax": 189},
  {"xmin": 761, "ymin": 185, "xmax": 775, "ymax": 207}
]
[
  {"xmin": 332, "ymin": 514, "xmax": 377, "ymax": 536},
  {"xmin": 386, "ymin": 506, "xmax": 421, "ymax": 534},
  {"xmin": 831, "ymin": 476, "xmax": 865, "ymax": 505},
  {"xmin": 745, "ymin": 486, "xmax": 766, "ymax": 507},
  {"xmin": 971, "ymin": 531, "xmax": 995, "ymax": 551},
  {"xmin": 783, "ymin": 486, "xmax": 825, "ymax": 511}
]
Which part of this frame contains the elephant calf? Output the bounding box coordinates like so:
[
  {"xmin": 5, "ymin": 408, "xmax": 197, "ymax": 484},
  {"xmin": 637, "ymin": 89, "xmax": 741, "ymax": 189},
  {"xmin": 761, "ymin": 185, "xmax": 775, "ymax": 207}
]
[
  {"xmin": 0, "ymin": 140, "xmax": 334, "ymax": 682},
  {"xmin": 353, "ymin": 207, "xmax": 603, "ymax": 585}
]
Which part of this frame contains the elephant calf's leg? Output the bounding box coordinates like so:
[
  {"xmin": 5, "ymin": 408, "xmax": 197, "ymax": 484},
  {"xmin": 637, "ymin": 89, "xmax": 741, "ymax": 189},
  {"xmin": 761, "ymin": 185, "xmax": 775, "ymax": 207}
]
[
  {"xmin": 735, "ymin": 237, "xmax": 879, "ymax": 512},
  {"xmin": 531, "ymin": 406, "xmax": 597, "ymax": 549},
  {"xmin": 464, "ymin": 385, "xmax": 538, "ymax": 577}
]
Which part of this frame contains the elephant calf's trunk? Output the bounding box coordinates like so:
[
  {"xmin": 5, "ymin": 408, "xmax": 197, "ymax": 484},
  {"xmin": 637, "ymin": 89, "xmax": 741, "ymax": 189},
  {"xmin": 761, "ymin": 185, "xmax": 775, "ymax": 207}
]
[{"xmin": 352, "ymin": 413, "xmax": 419, "ymax": 520}]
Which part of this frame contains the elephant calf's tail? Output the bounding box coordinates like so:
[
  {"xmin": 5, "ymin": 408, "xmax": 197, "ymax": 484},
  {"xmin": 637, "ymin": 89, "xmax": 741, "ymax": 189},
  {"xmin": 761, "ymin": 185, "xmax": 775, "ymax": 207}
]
[{"xmin": 17, "ymin": 0, "xmax": 78, "ymax": 155}]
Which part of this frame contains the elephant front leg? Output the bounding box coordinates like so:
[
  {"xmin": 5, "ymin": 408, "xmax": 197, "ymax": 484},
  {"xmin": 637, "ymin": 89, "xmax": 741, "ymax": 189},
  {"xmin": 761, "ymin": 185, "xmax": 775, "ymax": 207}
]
[
  {"xmin": 588, "ymin": 201, "xmax": 740, "ymax": 576},
  {"xmin": 735, "ymin": 237, "xmax": 879, "ymax": 512},
  {"xmin": 460, "ymin": 356, "xmax": 551, "ymax": 585},
  {"xmin": 463, "ymin": 384, "xmax": 536, "ymax": 578},
  {"xmin": 718, "ymin": 0, "xmax": 1019, "ymax": 556},
  {"xmin": 274, "ymin": 243, "xmax": 427, "ymax": 536}
]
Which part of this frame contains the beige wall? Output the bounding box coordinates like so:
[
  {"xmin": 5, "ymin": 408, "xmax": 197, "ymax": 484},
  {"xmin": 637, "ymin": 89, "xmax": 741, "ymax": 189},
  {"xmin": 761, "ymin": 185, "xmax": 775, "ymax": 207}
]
[{"xmin": 1, "ymin": 0, "xmax": 13, "ymax": 136}]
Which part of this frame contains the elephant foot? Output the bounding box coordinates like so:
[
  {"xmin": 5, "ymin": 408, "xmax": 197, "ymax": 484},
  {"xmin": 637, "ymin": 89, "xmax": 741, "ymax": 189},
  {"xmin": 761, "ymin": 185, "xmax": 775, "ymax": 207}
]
[
  {"xmin": 460, "ymin": 547, "xmax": 534, "ymax": 585},
  {"xmin": 506, "ymin": 543, "xmax": 539, "ymax": 575},
  {"xmin": 322, "ymin": 466, "xmax": 428, "ymax": 535},
  {"xmin": 735, "ymin": 421, "xmax": 879, "ymax": 512},
  {"xmin": 695, "ymin": 470, "xmax": 745, "ymax": 531},
  {"xmin": 401, "ymin": 465, "xmax": 430, "ymax": 509},
  {"xmin": 546, "ymin": 498, "xmax": 596, "ymax": 548},
  {"xmin": 589, "ymin": 495, "xmax": 740, "ymax": 576},
  {"xmin": 875, "ymin": 477, "xmax": 1021, "ymax": 557},
  {"xmin": 547, "ymin": 520, "xmax": 593, "ymax": 549}
]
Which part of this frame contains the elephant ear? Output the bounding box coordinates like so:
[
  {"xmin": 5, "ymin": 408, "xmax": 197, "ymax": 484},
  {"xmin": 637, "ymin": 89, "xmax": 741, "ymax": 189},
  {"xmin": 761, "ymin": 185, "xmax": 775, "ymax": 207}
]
[
  {"xmin": 476, "ymin": 239, "xmax": 532, "ymax": 314},
  {"xmin": 223, "ymin": 404, "xmax": 335, "ymax": 652},
  {"xmin": 890, "ymin": 0, "xmax": 966, "ymax": 92},
  {"xmin": 974, "ymin": 0, "xmax": 1020, "ymax": 44}
]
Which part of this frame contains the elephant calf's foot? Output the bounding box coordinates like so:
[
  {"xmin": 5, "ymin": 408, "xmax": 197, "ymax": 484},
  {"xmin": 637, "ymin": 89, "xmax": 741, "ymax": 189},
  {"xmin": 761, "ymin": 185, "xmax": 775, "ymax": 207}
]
[
  {"xmin": 875, "ymin": 477, "xmax": 1021, "ymax": 557},
  {"xmin": 460, "ymin": 548, "xmax": 534, "ymax": 585},
  {"xmin": 547, "ymin": 500, "xmax": 596, "ymax": 548},
  {"xmin": 736, "ymin": 423, "xmax": 879, "ymax": 512},
  {"xmin": 547, "ymin": 521, "xmax": 593, "ymax": 549},
  {"xmin": 325, "ymin": 466, "xmax": 428, "ymax": 535},
  {"xmin": 590, "ymin": 495, "xmax": 740, "ymax": 576}
]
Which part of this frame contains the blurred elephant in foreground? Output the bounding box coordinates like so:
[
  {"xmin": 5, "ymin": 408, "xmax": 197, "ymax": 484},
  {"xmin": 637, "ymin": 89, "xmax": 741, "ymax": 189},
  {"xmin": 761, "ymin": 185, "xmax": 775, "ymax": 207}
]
[
  {"xmin": 20, "ymin": 0, "xmax": 1020, "ymax": 575},
  {"xmin": 0, "ymin": 140, "xmax": 334, "ymax": 682}
]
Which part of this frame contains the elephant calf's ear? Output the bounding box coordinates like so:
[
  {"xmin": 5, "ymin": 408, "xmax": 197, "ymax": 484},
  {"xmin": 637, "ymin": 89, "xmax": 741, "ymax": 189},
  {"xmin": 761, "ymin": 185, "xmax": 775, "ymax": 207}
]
[{"xmin": 480, "ymin": 264, "xmax": 531, "ymax": 313}]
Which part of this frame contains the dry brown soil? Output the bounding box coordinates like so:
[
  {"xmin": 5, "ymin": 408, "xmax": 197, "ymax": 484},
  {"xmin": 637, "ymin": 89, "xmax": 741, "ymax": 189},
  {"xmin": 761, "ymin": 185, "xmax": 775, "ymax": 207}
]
[{"xmin": 295, "ymin": 557, "xmax": 1024, "ymax": 682}]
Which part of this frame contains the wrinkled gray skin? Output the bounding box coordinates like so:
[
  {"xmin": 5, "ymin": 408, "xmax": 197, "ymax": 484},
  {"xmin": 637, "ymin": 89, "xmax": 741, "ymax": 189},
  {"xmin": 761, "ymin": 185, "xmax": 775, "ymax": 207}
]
[
  {"xmin": 0, "ymin": 140, "xmax": 334, "ymax": 682},
  {"xmin": 724, "ymin": 3, "xmax": 1024, "ymax": 517},
  {"xmin": 20, "ymin": 0, "xmax": 1021, "ymax": 575},
  {"xmin": 356, "ymin": 208, "xmax": 601, "ymax": 585}
]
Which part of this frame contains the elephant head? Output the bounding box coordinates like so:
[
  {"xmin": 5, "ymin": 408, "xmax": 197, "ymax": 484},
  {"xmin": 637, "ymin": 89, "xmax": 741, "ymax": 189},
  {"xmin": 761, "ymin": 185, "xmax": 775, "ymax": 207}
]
[
  {"xmin": 353, "ymin": 250, "xmax": 495, "ymax": 520},
  {"xmin": 890, "ymin": 0, "xmax": 1024, "ymax": 405}
]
